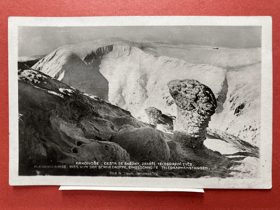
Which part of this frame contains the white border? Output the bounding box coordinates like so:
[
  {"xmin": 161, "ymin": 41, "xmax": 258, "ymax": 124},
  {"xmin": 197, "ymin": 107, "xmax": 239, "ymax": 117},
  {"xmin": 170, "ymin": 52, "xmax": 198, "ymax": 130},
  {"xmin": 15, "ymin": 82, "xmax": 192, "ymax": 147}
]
[
  {"xmin": 9, "ymin": 16, "xmax": 272, "ymax": 188},
  {"xmin": 59, "ymin": 186, "xmax": 205, "ymax": 192}
]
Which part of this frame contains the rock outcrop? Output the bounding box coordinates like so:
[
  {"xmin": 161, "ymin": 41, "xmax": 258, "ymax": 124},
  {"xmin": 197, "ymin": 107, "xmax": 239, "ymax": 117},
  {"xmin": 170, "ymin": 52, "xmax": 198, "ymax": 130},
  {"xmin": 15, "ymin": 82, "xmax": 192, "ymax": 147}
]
[
  {"xmin": 18, "ymin": 68, "xmax": 259, "ymax": 178},
  {"xmin": 145, "ymin": 107, "xmax": 174, "ymax": 132},
  {"xmin": 168, "ymin": 79, "xmax": 217, "ymax": 148},
  {"xmin": 18, "ymin": 69, "xmax": 133, "ymax": 175},
  {"xmin": 145, "ymin": 107, "xmax": 162, "ymax": 128}
]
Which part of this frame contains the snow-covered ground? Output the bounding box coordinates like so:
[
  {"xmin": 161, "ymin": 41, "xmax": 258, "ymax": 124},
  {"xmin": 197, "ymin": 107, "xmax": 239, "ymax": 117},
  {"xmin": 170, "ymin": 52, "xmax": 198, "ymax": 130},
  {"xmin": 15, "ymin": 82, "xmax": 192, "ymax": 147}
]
[{"xmin": 29, "ymin": 38, "xmax": 261, "ymax": 145}]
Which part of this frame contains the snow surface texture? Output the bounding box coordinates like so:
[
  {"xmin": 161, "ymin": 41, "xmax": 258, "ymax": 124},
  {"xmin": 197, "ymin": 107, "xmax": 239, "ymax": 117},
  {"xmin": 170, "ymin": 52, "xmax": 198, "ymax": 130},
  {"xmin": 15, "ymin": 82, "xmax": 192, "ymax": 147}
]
[{"xmin": 30, "ymin": 38, "xmax": 261, "ymax": 145}]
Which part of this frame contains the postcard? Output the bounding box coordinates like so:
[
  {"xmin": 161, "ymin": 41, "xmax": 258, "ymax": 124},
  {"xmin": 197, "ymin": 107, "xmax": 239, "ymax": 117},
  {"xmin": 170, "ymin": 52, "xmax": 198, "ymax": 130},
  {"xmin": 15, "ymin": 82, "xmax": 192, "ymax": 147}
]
[{"xmin": 9, "ymin": 16, "xmax": 272, "ymax": 188}]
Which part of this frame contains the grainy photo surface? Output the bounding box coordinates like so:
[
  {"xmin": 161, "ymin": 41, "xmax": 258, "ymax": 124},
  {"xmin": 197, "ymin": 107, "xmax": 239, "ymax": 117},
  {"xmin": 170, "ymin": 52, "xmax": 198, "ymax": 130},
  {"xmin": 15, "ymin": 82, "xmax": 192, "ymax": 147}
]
[{"xmin": 9, "ymin": 17, "xmax": 272, "ymax": 188}]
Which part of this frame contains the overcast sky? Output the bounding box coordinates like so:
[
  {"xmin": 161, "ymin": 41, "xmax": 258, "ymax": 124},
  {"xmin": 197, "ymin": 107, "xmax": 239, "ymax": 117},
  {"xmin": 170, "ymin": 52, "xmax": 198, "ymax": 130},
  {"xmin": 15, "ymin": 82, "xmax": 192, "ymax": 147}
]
[{"xmin": 18, "ymin": 26, "xmax": 261, "ymax": 57}]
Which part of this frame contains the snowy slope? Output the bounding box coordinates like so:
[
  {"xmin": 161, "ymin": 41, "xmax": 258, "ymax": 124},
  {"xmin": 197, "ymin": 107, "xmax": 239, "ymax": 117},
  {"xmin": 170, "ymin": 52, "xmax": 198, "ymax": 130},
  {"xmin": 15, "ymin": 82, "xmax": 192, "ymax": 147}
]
[
  {"xmin": 32, "ymin": 39, "xmax": 227, "ymax": 118},
  {"xmin": 138, "ymin": 41, "xmax": 261, "ymax": 145},
  {"xmin": 30, "ymin": 38, "xmax": 261, "ymax": 145},
  {"xmin": 210, "ymin": 62, "xmax": 261, "ymax": 145}
]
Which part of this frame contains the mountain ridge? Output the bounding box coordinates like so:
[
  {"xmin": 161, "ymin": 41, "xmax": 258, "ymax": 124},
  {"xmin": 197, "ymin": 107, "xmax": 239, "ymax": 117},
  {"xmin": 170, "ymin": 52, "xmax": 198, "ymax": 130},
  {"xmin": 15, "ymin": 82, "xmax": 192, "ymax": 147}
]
[{"xmin": 20, "ymin": 38, "xmax": 261, "ymax": 145}]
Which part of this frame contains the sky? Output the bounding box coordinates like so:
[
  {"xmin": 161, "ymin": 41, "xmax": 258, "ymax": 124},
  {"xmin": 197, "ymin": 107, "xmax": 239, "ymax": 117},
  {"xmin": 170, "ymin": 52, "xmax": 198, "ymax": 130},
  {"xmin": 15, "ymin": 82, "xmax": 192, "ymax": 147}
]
[{"xmin": 18, "ymin": 26, "xmax": 261, "ymax": 57}]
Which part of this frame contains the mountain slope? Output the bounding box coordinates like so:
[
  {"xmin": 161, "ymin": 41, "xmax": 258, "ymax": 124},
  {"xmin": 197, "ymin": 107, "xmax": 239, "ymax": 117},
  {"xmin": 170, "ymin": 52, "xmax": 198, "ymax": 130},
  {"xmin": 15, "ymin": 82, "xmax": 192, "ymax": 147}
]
[
  {"xmin": 210, "ymin": 62, "xmax": 261, "ymax": 145},
  {"xmin": 18, "ymin": 69, "xmax": 259, "ymax": 178},
  {"xmin": 30, "ymin": 38, "xmax": 261, "ymax": 145},
  {"xmin": 32, "ymin": 39, "xmax": 227, "ymax": 118}
]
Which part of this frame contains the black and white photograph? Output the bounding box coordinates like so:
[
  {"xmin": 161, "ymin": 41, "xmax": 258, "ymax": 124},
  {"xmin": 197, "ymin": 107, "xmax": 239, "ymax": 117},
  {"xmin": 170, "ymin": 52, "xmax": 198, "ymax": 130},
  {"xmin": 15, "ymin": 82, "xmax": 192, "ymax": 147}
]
[{"xmin": 9, "ymin": 17, "xmax": 272, "ymax": 188}]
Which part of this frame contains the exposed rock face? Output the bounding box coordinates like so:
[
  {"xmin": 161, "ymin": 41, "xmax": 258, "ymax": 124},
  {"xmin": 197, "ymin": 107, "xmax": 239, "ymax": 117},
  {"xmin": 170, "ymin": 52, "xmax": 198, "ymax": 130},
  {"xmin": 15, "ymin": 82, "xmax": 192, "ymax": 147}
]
[
  {"xmin": 145, "ymin": 107, "xmax": 174, "ymax": 132},
  {"xmin": 83, "ymin": 45, "xmax": 114, "ymax": 65},
  {"xmin": 157, "ymin": 114, "xmax": 174, "ymax": 133},
  {"xmin": 18, "ymin": 69, "xmax": 133, "ymax": 175},
  {"xmin": 168, "ymin": 79, "xmax": 217, "ymax": 148},
  {"xmin": 145, "ymin": 107, "xmax": 162, "ymax": 128}
]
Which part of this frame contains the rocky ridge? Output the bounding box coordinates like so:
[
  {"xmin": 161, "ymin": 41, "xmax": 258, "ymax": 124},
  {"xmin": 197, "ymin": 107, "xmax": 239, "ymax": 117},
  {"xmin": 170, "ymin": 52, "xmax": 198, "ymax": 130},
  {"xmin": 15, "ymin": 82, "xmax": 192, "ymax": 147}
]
[{"xmin": 168, "ymin": 79, "xmax": 217, "ymax": 149}]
